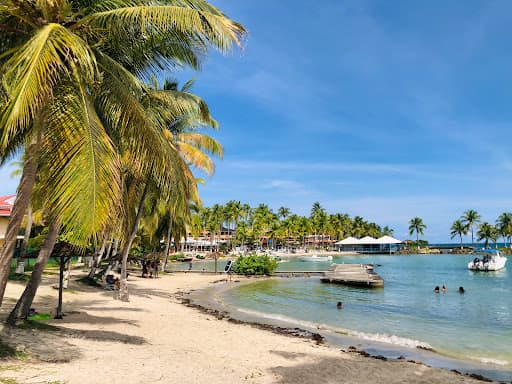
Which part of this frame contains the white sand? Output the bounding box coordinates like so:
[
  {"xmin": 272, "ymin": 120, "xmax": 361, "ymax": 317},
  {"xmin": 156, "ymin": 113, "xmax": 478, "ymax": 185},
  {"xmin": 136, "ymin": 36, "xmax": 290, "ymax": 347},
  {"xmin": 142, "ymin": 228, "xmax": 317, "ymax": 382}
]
[{"xmin": 0, "ymin": 272, "xmax": 489, "ymax": 384}]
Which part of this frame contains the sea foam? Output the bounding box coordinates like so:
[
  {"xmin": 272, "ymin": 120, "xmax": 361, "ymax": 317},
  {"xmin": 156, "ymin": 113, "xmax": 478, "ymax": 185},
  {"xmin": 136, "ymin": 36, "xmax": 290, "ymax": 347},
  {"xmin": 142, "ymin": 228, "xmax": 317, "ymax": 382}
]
[{"xmin": 236, "ymin": 308, "xmax": 432, "ymax": 350}]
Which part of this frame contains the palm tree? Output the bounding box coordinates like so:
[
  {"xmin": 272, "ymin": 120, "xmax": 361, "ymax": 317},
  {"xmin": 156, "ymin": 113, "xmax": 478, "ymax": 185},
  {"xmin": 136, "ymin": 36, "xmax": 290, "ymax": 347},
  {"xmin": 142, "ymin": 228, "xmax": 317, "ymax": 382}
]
[
  {"xmin": 0, "ymin": 0, "xmax": 246, "ymax": 305},
  {"xmin": 310, "ymin": 202, "xmax": 326, "ymax": 249},
  {"xmin": 382, "ymin": 226, "xmax": 394, "ymax": 236},
  {"xmin": 277, "ymin": 207, "xmax": 290, "ymax": 221},
  {"xmin": 496, "ymin": 212, "xmax": 512, "ymax": 248},
  {"xmin": 461, "ymin": 210, "xmax": 481, "ymax": 247},
  {"xmin": 477, "ymin": 222, "xmax": 497, "ymax": 248},
  {"xmin": 450, "ymin": 220, "xmax": 468, "ymax": 249},
  {"xmin": 408, "ymin": 217, "xmax": 426, "ymax": 246}
]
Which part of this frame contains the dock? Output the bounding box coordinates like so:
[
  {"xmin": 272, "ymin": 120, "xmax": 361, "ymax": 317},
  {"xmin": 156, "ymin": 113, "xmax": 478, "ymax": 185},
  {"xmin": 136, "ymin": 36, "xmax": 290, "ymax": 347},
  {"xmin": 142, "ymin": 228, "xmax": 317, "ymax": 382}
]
[{"xmin": 320, "ymin": 264, "xmax": 384, "ymax": 288}]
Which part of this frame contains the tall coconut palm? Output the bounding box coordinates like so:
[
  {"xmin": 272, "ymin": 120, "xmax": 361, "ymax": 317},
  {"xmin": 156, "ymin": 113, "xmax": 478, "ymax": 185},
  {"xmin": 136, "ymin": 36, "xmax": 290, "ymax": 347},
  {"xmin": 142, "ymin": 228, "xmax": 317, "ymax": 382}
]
[
  {"xmin": 496, "ymin": 212, "xmax": 512, "ymax": 248},
  {"xmin": 0, "ymin": 0, "xmax": 246, "ymax": 305},
  {"xmin": 461, "ymin": 210, "xmax": 481, "ymax": 247},
  {"xmin": 477, "ymin": 222, "xmax": 497, "ymax": 248},
  {"xmin": 408, "ymin": 217, "xmax": 426, "ymax": 246},
  {"xmin": 450, "ymin": 220, "xmax": 468, "ymax": 249}
]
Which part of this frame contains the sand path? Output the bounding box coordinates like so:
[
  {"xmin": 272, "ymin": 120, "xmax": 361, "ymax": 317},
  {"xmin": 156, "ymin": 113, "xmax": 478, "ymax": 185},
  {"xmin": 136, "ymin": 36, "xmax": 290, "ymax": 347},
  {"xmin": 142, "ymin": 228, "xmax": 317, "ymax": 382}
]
[{"xmin": 0, "ymin": 272, "xmax": 488, "ymax": 384}]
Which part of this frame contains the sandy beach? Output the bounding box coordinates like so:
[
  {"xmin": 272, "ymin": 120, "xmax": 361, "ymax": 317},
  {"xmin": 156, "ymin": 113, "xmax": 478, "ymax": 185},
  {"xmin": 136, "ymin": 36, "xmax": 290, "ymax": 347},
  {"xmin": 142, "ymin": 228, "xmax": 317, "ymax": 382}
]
[{"xmin": 0, "ymin": 271, "xmax": 493, "ymax": 384}]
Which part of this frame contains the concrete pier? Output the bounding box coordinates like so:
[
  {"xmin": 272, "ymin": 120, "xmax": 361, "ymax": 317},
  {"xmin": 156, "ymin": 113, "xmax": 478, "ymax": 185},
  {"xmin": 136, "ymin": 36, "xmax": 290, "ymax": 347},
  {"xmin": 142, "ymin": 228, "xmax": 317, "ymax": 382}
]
[{"xmin": 320, "ymin": 264, "xmax": 384, "ymax": 288}]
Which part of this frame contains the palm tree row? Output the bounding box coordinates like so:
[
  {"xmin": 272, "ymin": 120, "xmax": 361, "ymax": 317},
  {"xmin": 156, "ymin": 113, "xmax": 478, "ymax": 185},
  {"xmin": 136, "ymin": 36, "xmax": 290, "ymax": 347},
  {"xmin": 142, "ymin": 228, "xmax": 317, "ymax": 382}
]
[
  {"xmin": 191, "ymin": 201, "xmax": 394, "ymax": 249},
  {"xmin": 0, "ymin": 0, "xmax": 246, "ymax": 321},
  {"xmin": 450, "ymin": 210, "xmax": 512, "ymax": 248}
]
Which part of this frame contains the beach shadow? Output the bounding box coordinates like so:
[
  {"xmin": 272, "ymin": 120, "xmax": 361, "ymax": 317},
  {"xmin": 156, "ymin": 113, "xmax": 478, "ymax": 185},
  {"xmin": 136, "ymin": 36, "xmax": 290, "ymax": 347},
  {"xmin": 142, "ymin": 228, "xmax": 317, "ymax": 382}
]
[
  {"xmin": 272, "ymin": 356, "xmax": 401, "ymax": 384},
  {"xmin": 51, "ymin": 311, "xmax": 140, "ymax": 327},
  {"xmin": 270, "ymin": 350, "xmax": 307, "ymax": 360},
  {"xmin": 117, "ymin": 286, "xmax": 174, "ymax": 300},
  {"xmin": 0, "ymin": 325, "xmax": 80, "ymax": 363},
  {"xmin": 78, "ymin": 306, "xmax": 146, "ymax": 313},
  {"xmin": 269, "ymin": 356, "xmax": 473, "ymax": 384}
]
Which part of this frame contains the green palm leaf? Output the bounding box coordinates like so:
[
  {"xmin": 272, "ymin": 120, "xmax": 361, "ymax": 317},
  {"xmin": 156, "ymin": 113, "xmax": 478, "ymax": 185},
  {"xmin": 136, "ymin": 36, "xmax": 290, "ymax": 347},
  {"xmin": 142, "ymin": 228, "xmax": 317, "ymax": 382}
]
[
  {"xmin": 40, "ymin": 82, "xmax": 121, "ymax": 245},
  {"xmin": 0, "ymin": 23, "xmax": 97, "ymax": 151}
]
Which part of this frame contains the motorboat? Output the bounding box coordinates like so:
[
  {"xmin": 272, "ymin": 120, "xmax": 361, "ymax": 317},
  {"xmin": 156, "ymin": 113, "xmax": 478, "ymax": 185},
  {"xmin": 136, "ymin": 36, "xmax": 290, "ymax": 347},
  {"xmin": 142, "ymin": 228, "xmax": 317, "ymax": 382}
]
[
  {"xmin": 299, "ymin": 254, "xmax": 333, "ymax": 262},
  {"xmin": 468, "ymin": 249, "xmax": 507, "ymax": 271}
]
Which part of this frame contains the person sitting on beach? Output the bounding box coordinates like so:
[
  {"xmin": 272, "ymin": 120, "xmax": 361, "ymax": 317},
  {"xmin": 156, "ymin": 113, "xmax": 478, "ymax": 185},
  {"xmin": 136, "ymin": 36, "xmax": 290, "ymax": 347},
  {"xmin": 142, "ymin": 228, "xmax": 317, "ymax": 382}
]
[
  {"xmin": 459, "ymin": 286, "xmax": 465, "ymax": 293},
  {"xmin": 434, "ymin": 286, "xmax": 440, "ymax": 293},
  {"xmin": 105, "ymin": 274, "xmax": 115, "ymax": 290},
  {"xmin": 337, "ymin": 301, "xmax": 343, "ymax": 310},
  {"xmin": 442, "ymin": 284, "xmax": 447, "ymax": 293}
]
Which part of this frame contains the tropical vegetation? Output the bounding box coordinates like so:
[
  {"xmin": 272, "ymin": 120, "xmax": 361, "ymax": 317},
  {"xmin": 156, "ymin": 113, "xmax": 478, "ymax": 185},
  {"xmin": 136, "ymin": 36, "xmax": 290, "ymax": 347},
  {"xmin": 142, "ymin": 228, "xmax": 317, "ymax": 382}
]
[
  {"xmin": 408, "ymin": 217, "xmax": 426, "ymax": 246},
  {"xmin": 190, "ymin": 201, "xmax": 394, "ymax": 250},
  {"xmin": 231, "ymin": 254, "xmax": 278, "ymax": 276},
  {"xmin": 0, "ymin": 0, "xmax": 246, "ymax": 321}
]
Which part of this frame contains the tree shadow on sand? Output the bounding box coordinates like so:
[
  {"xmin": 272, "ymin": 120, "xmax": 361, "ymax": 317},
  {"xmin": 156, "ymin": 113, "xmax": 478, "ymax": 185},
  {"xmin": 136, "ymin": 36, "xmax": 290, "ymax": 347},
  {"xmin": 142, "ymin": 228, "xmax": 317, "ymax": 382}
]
[
  {"xmin": 0, "ymin": 310, "xmax": 147, "ymax": 364},
  {"xmin": 268, "ymin": 355, "xmax": 490, "ymax": 384}
]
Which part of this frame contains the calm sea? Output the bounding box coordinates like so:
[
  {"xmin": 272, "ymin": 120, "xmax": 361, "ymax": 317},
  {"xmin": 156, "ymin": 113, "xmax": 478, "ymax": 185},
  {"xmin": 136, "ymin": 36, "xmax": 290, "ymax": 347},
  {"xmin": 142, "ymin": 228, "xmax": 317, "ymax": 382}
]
[{"xmin": 179, "ymin": 254, "xmax": 512, "ymax": 381}]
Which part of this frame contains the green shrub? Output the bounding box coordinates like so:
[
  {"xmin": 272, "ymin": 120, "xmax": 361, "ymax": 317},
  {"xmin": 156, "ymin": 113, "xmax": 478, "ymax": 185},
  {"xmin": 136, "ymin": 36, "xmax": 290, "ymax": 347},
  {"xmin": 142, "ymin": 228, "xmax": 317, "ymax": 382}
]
[{"xmin": 232, "ymin": 254, "xmax": 278, "ymax": 275}]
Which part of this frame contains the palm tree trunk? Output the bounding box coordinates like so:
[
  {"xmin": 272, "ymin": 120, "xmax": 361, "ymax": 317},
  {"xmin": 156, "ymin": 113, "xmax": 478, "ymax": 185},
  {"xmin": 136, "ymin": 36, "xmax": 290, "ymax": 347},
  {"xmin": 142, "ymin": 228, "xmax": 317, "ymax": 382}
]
[
  {"xmin": 16, "ymin": 205, "xmax": 33, "ymax": 274},
  {"xmin": 119, "ymin": 181, "xmax": 149, "ymax": 301},
  {"xmin": 460, "ymin": 234, "xmax": 463, "ymax": 250},
  {"xmin": 88, "ymin": 232, "xmax": 108, "ymax": 279},
  {"xmin": 0, "ymin": 132, "xmax": 42, "ymax": 306},
  {"xmin": 7, "ymin": 219, "xmax": 60, "ymax": 325},
  {"xmin": 162, "ymin": 215, "xmax": 173, "ymax": 272}
]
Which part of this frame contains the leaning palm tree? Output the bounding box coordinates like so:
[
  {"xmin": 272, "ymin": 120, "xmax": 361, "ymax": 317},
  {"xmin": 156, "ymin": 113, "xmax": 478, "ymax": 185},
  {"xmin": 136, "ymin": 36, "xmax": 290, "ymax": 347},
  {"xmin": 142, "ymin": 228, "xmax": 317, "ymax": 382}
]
[
  {"xmin": 450, "ymin": 220, "xmax": 468, "ymax": 250},
  {"xmin": 461, "ymin": 210, "xmax": 481, "ymax": 247},
  {"xmin": 477, "ymin": 222, "xmax": 497, "ymax": 248},
  {"xmin": 408, "ymin": 217, "xmax": 426, "ymax": 247},
  {"xmin": 0, "ymin": 0, "xmax": 246, "ymax": 305}
]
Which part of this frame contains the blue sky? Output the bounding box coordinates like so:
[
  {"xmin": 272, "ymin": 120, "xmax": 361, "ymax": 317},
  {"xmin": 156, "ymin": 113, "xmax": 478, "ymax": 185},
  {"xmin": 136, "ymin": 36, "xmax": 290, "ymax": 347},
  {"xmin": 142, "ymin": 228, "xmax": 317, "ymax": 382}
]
[{"xmin": 1, "ymin": 1, "xmax": 512, "ymax": 242}]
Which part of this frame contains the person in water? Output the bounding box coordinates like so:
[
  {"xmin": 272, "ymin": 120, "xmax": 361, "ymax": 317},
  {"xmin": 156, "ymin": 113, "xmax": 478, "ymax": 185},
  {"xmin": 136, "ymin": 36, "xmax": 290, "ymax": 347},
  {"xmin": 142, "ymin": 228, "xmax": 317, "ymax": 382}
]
[
  {"xmin": 434, "ymin": 285, "xmax": 440, "ymax": 293},
  {"xmin": 337, "ymin": 301, "xmax": 343, "ymax": 309},
  {"xmin": 459, "ymin": 286, "xmax": 465, "ymax": 293},
  {"xmin": 442, "ymin": 284, "xmax": 447, "ymax": 293}
]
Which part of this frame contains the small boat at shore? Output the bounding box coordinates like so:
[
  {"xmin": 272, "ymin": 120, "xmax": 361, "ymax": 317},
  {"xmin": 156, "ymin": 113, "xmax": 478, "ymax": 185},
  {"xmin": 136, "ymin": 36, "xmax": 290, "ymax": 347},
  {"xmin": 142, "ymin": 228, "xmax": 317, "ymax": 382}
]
[
  {"xmin": 299, "ymin": 254, "xmax": 333, "ymax": 262},
  {"xmin": 468, "ymin": 249, "xmax": 507, "ymax": 271}
]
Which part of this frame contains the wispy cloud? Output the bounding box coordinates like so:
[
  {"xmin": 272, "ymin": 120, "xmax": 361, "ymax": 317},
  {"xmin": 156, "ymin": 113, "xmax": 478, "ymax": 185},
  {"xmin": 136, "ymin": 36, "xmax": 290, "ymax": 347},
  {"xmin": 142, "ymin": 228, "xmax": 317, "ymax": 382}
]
[{"xmin": 227, "ymin": 160, "xmax": 416, "ymax": 174}]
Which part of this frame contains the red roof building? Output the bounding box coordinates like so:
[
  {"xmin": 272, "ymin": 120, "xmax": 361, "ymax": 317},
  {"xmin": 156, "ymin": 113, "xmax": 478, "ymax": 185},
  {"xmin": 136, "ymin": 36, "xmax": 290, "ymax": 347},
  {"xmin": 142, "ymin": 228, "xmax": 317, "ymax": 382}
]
[{"xmin": 0, "ymin": 195, "xmax": 16, "ymax": 217}]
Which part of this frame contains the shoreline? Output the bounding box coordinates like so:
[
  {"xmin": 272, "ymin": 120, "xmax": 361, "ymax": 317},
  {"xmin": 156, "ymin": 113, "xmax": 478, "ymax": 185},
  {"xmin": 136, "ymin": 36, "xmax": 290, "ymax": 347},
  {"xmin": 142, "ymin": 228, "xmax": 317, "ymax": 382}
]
[
  {"xmin": 185, "ymin": 275, "xmax": 511, "ymax": 383},
  {"xmin": 0, "ymin": 271, "xmax": 505, "ymax": 383}
]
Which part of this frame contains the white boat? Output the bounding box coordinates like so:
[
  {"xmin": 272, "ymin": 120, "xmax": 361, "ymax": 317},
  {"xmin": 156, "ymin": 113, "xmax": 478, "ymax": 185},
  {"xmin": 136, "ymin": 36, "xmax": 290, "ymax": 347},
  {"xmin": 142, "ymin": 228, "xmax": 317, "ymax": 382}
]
[
  {"xmin": 299, "ymin": 254, "xmax": 333, "ymax": 262},
  {"xmin": 468, "ymin": 249, "xmax": 507, "ymax": 271}
]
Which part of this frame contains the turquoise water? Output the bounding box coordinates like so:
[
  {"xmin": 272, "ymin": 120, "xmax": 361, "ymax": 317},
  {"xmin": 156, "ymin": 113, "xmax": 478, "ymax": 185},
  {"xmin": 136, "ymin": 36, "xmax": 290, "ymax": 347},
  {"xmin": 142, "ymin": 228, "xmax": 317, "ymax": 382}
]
[{"xmin": 187, "ymin": 254, "xmax": 512, "ymax": 380}]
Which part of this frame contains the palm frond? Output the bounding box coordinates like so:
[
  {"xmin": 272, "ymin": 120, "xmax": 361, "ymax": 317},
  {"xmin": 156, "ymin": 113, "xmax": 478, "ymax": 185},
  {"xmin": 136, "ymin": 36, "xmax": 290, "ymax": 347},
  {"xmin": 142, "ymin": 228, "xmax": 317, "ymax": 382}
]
[
  {"xmin": 0, "ymin": 23, "xmax": 97, "ymax": 153},
  {"xmin": 177, "ymin": 141, "xmax": 214, "ymax": 175},
  {"xmin": 178, "ymin": 131, "xmax": 223, "ymax": 158},
  {"xmin": 39, "ymin": 82, "xmax": 121, "ymax": 246},
  {"xmin": 76, "ymin": 5, "xmax": 246, "ymax": 53}
]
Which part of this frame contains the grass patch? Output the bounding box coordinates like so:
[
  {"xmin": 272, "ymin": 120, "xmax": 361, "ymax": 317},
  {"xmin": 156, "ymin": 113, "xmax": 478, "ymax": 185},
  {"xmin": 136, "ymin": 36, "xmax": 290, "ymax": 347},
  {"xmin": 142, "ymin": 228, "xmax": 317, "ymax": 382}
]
[
  {"xmin": 16, "ymin": 320, "xmax": 58, "ymax": 332},
  {"xmin": 28, "ymin": 312, "xmax": 51, "ymax": 321},
  {"xmin": 7, "ymin": 272, "xmax": 29, "ymax": 282}
]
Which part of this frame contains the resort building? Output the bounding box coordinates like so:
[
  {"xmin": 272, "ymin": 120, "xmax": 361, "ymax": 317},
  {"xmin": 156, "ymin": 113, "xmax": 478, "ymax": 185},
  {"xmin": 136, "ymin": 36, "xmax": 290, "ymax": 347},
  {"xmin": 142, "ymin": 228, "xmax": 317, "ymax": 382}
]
[
  {"xmin": 335, "ymin": 235, "xmax": 403, "ymax": 254},
  {"xmin": 0, "ymin": 195, "xmax": 16, "ymax": 246}
]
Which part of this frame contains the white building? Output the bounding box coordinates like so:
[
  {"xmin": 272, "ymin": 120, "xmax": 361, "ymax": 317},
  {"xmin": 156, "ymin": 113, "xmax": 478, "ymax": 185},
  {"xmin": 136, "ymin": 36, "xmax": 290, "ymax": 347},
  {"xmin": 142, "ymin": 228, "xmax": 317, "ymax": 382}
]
[{"xmin": 334, "ymin": 235, "xmax": 402, "ymax": 254}]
